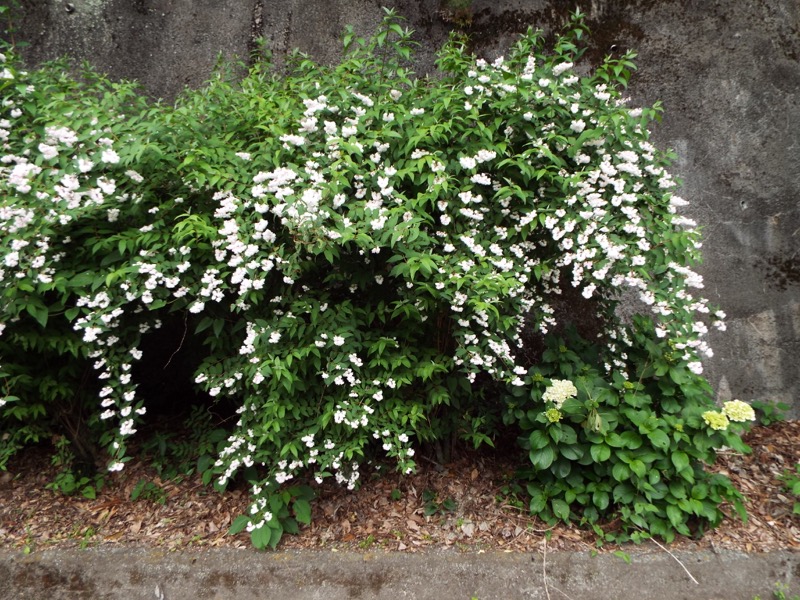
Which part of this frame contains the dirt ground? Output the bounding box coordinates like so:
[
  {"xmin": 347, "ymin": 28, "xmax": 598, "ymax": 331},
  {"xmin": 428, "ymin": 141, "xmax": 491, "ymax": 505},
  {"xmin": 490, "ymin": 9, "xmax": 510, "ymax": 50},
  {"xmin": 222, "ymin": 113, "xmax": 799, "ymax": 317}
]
[{"xmin": 0, "ymin": 420, "xmax": 797, "ymax": 554}]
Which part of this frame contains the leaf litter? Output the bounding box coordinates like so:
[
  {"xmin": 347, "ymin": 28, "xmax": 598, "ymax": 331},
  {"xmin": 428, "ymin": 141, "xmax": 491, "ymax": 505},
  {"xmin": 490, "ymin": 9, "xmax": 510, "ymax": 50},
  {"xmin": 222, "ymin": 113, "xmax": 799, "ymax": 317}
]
[{"xmin": 0, "ymin": 421, "xmax": 796, "ymax": 554}]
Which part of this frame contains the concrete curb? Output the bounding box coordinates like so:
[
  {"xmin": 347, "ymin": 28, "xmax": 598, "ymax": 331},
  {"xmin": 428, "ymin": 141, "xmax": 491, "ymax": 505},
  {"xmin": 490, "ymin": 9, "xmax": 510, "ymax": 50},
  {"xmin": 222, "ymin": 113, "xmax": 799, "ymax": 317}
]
[{"xmin": 1, "ymin": 548, "xmax": 797, "ymax": 600}]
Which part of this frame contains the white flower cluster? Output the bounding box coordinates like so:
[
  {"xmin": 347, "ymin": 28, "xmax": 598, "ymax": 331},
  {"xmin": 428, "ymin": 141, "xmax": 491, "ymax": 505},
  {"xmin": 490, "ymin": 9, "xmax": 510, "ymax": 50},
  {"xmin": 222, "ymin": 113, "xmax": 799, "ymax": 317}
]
[{"xmin": 542, "ymin": 379, "xmax": 578, "ymax": 409}]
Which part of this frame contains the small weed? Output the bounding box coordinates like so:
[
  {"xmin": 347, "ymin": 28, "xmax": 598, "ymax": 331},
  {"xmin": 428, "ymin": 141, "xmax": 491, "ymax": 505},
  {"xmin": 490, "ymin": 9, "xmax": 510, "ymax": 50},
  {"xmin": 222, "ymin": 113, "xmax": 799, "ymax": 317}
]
[
  {"xmin": 357, "ymin": 534, "xmax": 377, "ymax": 550},
  {"xmin": 496, "ymin": 482, "xmax": 525, "ymax": 511},
  {"xmin": 613, "ymin": 550, "xmax": 631, "ymax": 564},
  {"xmin": 21, "ymin": 526, "xmax": 34, "ymax": 555},
  {"xmin": 422, "ymin": 489, "xmax": 457, "ymax": 517},
  {"xmin": 45, "ymin": 436, "xmax": 104, "ymax": 499},
  {"xmin": 137, "ymin": 406, "xmax": 228, "ymax": 483},
  {"xmin": 754, "ymin": 582, "xmax": 800, "ymax": 600},
  {"xmin": 751, "ymin": 400, "xmax": 790, "ymax": 426},
  {"xmin": 778, "ymin": 464, "xmax": 800, "ymax": 515},
  {"xmin": 46, "ymin": 470, "xmax": 103, "ymax": 500},
  {"xmin": 73, "ymin": 526, "xmax": 97, "ymax": 550},
  {"xmin": 130, "ymin": 478, "xmax": 168, "ymax": 505},
  {"xmin": 390, "ymin": 488, "xmax": 403, "ymax": 501}
]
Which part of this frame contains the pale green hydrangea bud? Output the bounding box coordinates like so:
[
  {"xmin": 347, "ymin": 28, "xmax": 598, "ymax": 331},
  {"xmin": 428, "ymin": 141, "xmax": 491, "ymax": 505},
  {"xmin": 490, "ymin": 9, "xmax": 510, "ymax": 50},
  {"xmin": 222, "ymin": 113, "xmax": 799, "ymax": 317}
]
[
  {"xmin": 702, "ymin": 410, "xmax": 729, "ymax": 431},
  {"xmin": 545, "ymin": 408, "xmax": 563, "ymax": 423},
  {"xmin": 722, "ymin": 399, "xmax": 756, "ymax": 423}
]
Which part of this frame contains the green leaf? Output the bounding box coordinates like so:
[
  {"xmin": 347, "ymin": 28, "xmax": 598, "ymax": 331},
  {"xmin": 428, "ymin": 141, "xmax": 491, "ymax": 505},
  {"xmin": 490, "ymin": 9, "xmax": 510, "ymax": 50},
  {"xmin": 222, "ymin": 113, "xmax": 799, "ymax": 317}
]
[
  {"xmin": 559, "ymin": 444, "xmax": 584, "ymax": 461},
  {"xmin": 613, "ymin": 483, "xmax": 634, "ymax": 504},
  {"xmin": 293, "ymin": 499, "xmax": 312, "ymax": 525},
  {"xmin": 529, "ymin": 430, "xmax": 550, "ymax": 450},
  {"xmin": 530, "ymin": 444, "xmax": 555, "ymax": 470},
  {"xmin": 251, "ymin": 524, "xmax": 273, "ymax": 549},
  {"xmin": 267, "ymin": 520, "xmax": 284, "ymax": 549},
  {"xmin": 647, "ymin": 429, "xmax": 670, "ymax": 450},
  {"xmin": 666, "ymin": 504, "xmax": 684, "ymax": 529},
  {"xmin": 733, "ymin": 498, "xmax": 748, "ymax": 523},
  {"xmin": 551, "ymin": 498, "xmax": 570, "ymax": 521},
  {"xmin": 613, "ymin": 550, "xmax": 631, "ymax": 564},
  {"xmin": 25, "ymin": 303, "xmax": 48, "ymax": 328},
  {"xmin": 593, "ymin": 490, "xmax": 610, "ymax": 510},
  {"xmin": 671, "ymin": 451, "xmax": 690, "ymax": 472},
  {"xmin": 528, "ymin": 491, "xmax": 547, "ymax": 514},
  {"xmin": 229, "ymin": 515, "xmax": 250, "ymax": 535},
  {"xmin": 611, "ymin": 462, "xmax": 630, "ymax": 482},
  {"xmin": 619, "ymin": 431, "xmax": 643, "ymax": 450},
  {"xmin": 629, "ymin": 459, "xmax": 646, "ymax": 479},
  {"xmin": 590, "ymin": 443, "xmax": 611, "ymax": 462}
]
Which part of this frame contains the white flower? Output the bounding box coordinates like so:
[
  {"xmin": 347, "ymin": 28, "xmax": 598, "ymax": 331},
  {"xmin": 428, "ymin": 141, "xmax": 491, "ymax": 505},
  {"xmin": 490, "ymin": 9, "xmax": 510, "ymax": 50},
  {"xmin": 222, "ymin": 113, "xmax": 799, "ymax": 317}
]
[
  {"xmin": 687, "ymin": 361, "xmax": 703, "ymax": 375},
  {"xmin": 121, "ymin": 170, "xmax": 142, "ymax": 183},
  {"xmin": 333, "ymin": 335, "xmax": 345, "ymax": 346},
  {"xmin": 570, "ymin": 119, "xmax": 586, "ymax": 133},
  {"xmin": 477, "ymin": 150, "xmax": 496, "ymax": 163},
  {"xmin": 101, "ymin": 148, "xmax": 120, "ymax": 164},
  {"xmin": 542, "ymin": 379, "xmax": 578, "ymax": 409},
  {"xmin": 552, "ymin": 62, "xmax": 574, "ymax": 76},
  {"xmin": 459, "ymin": 156, "xmax": 477, "ymax": 170},
  {"xmin": 38, "ymin": 143, "xmax": 58, "ymax": 160},
  {"xmin": 280, "ymin": 134, "xmax": 306, "ymax": 146},
  {"xmin": 97, "ymin": 177, "xmax": 116, "ymax": 195}
]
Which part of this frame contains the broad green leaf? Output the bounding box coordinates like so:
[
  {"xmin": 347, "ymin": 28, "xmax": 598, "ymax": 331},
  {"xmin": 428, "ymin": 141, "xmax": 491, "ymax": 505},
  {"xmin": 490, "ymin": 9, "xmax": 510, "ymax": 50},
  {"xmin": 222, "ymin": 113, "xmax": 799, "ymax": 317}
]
[
  {"xmin": 671, "ymin": 451, "xmax": 690, "ymax": 472},
  {"xmin": 590, "ymin": 444, "xmax": 611, "ymax": 462},
  {"xmin": 293, "ymin": 499, "xmax": 312, "ymax": 525},
  {"xmin": 551, "ymin": 498, "xmax": 570, "ymax": 521},
  {"xmin": 647, "ymin": 429, "xmax": 670, "ymax": 450},
  {"xmin": 229, "ymin": 515, "xmax": 250, "ymax": 535},
  {"xmin": 530, "ymin": 444, "xmax": 555, "ymax": 470}
]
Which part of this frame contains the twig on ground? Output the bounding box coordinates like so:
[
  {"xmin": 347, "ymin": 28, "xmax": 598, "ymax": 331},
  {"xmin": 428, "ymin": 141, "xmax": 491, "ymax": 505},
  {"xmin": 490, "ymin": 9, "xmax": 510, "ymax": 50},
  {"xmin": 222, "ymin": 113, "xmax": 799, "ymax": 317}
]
[
  {"xmin": 550, "ymin": 583, "xmax": 578, "ymax": 600},
  {"xmin": 649, "ymin": 537, "xmax": 699, "ymax": 585},
  {"xmin": 542, "ymin": 537, "xmax": 551, "ymax": 600}
]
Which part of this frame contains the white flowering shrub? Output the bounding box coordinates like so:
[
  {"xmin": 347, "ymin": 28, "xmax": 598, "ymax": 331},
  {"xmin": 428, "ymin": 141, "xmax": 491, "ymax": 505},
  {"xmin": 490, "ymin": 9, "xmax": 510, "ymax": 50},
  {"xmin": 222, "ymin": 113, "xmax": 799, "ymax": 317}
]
[{"xmin": 0, "ymin": 10, "xmax": 755, "ymax": 546}]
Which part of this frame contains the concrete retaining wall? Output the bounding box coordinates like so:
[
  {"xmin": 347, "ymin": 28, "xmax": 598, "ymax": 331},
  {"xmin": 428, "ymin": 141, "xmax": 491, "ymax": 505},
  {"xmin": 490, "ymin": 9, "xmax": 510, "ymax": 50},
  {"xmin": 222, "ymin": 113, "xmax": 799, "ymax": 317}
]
[{"xmin": 4, "ymin": 0, "xmax": 799, "ymax": 412}]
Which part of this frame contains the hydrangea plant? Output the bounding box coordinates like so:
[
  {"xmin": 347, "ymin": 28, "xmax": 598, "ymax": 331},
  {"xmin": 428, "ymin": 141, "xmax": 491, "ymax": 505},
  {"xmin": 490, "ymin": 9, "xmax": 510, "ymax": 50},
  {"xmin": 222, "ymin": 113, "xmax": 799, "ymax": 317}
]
[{"xmin": 0, "ymin": 9, "xmax": 754, "ymax": 547}]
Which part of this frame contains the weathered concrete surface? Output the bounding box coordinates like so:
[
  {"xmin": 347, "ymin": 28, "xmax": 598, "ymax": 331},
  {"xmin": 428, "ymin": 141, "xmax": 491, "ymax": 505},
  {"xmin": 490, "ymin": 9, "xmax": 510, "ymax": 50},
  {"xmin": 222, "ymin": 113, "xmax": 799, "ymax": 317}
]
[
  {"xmin": 3, "ymin": 0, "xmax": 799, "ymax": 413},
  {"xmin": 0, "ymin": 547, "xmax": 798, "ymax": 600}
]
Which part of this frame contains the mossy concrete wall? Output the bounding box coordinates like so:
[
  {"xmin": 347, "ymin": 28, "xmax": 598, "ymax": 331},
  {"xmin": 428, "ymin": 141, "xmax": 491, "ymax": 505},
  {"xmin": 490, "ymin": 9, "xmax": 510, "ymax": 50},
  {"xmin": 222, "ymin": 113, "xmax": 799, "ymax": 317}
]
[{"xmin": 5, "ymin": 0, "xmax": 799, "ymax": 412}]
